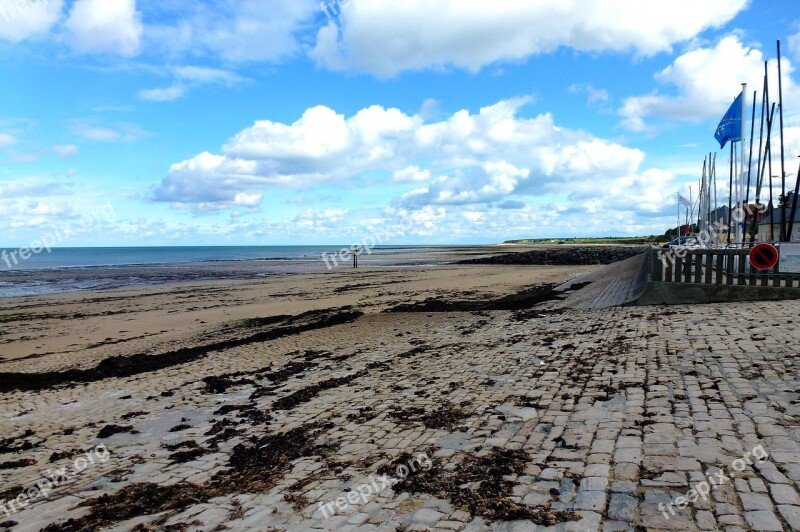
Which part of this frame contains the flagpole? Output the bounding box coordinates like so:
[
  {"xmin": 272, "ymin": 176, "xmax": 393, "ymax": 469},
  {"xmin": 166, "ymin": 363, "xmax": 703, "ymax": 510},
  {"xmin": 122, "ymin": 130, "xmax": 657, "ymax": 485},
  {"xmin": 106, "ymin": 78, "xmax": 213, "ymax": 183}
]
[{"xmin": 727, "ymin": 142, "xmax": 734, "ymax": 246}]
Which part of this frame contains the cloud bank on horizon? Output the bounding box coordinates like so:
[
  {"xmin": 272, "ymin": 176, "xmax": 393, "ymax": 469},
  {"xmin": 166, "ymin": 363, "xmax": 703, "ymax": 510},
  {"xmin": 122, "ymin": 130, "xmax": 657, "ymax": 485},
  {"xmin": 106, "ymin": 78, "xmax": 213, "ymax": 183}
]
[{"xmin": 1, "ymin": 0, "xmax": 799, "ymax": 245}]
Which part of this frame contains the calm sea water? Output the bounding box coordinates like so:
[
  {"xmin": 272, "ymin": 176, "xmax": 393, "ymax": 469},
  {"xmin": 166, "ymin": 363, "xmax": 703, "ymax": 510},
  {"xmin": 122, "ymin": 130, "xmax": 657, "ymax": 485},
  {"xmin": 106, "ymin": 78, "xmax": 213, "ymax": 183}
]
[{"xmin": 0, "ymin": 246, "xmax": 416, "ymax": 271}]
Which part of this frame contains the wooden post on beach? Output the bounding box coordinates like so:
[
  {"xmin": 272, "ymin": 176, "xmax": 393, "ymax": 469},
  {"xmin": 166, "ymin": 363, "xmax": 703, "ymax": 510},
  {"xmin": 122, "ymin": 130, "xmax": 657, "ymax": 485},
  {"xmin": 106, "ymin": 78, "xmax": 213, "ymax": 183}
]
[{"xmin": 353, "ymin": 249, "xmax": 358, "ymax": 268}]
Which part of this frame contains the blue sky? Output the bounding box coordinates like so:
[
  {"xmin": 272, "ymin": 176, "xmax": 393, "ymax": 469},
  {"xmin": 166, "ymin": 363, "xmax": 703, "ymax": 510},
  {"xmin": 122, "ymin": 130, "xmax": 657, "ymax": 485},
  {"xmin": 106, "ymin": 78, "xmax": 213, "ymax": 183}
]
[{"xmin": 1, "ymin": 0, "xmax": 800, "ymax": 246}]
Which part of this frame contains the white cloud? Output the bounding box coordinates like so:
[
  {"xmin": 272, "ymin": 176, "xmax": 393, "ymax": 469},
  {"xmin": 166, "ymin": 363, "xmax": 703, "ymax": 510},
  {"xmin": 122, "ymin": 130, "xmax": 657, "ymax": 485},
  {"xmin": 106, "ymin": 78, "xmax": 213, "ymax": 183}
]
[
  {"xmin": 0, "ymin": 180, "xmax": 68, "ymax": 197},
  {"xmin": 392, "ymin": 166, "xmax": 431, "ymax": 183},
  {"xmin": 310, "ymin": 0, "xmax": 748, "ymax": 76},
  {"xmin": 139, "ymin": 86, "xmax": 185, "ymax": 102},
  {"xmin": 0, "ymin": 133, "xmax": 16, "ymax": 147},
  {"xmin": 0, "ymin": 0, "xmax": 63, "ymax": 42},
  {"xmin": 175, "ymin": 65, "xmax": 244, "ymax": 85},
  {"xmin": 569, "ymin": 84, "xmax": 610, "ymax": 107},
  {"xmin": 400, "ymin": 161, "xmax": 528, "ymax": 207},
  {"xmin": 619, "ymin": 35, "xmax": 800, "ymax": 131},
  {"xmin": 155, "ymin": 98, "xmax": 659, "ymax": 215},
  {"xmin": 568, "ymin": 168, "xmax": 676, "ymax": 214},
  {"xmin": 144, "ymin": 0, "xmax": 318, "ymax": 63},
  {"xmin": 789, "ymin": 29, "xmax": 800, "ymax": 64},
  {"xmin": 65, "ymin": 0, "xmax": 143, "ymax": 56},
  {"xmin": 70, "ymin": 121, "xmax": 148, "ymax": 142},
  {"xmin": 52, "ymin": 144, "xmax": 78, "ymax": 157},
  {"xmin": 139, "ymin": 66, "xmax": 245, "ymax": 102},
  {"xmin": 294, "ymin": 209, "xmax": 349, "ymax": 229}
]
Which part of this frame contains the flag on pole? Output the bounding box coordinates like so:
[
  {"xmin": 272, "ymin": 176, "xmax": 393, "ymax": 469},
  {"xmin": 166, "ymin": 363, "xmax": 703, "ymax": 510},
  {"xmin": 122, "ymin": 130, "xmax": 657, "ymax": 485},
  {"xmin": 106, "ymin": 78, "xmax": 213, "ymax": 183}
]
[
  {"xmin": 678, "ymin": 192, "xmax": 691, "ymax": 208},
  {"xmin": 714, "ymin": 91, "xmax": 743, "ymax": 148}
]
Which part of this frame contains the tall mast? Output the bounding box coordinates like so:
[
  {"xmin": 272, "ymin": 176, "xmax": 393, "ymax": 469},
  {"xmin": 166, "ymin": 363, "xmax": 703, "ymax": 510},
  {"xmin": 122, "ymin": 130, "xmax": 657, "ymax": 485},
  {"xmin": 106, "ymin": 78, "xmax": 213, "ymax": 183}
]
[
  {"xmin": 700, "ymin": 158, "xmax": 707, "ymax": 233},
  {"xmin": 763, "ymin": 61, "xmax": 775, "ymax": 242},
  {"xmin": 713, "ymin": 153, "xmax": 717, "ymax": 221},
  {"xmin": 738, "ymin": 83, "xmax": 746, "ymax": 246},
  {"xmin": 727, "ymin": 142, "xmax": 735, "ymax": 245},
  {"xmin": 777, "ymin": 40, "xmax": 787, "ymax": 241},
  {"xmin": 788, "ymin": 157, "xmax": 799, "ymax": 241},
  {"xmin": 743, "ymin": 90, "xmax": 756, "ymax": 243}
]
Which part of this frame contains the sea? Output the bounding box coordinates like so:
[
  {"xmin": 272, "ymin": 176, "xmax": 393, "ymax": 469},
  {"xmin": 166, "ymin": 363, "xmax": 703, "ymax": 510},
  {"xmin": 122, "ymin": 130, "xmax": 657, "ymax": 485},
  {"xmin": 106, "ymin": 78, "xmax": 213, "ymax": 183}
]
[
  {"xmin": 0, "ymin": 246, "xmax": 469, "ymax": 298},
  {"xmin": 0, "ymin": 246, "xmax": 373, "ymax": 270}
]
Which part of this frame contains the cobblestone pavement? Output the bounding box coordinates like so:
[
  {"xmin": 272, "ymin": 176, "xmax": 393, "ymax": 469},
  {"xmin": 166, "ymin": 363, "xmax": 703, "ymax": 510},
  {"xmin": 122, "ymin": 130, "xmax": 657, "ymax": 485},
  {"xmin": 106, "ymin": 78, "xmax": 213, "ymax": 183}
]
[{"xmin": 1, "ymin": 299, "xmax": 800, "ymax": 531}]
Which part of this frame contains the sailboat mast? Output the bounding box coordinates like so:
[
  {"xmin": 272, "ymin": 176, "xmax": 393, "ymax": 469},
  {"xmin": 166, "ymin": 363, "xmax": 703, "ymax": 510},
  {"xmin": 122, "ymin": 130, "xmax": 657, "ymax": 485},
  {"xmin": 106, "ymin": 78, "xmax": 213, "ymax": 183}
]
[
  {"xmin": 700, "ymin": 158, "xmax": 707, "ymax": 233},
  {"xmin": 777, "ymin": 40, "xmax": 787, "ymax": 241},
  {"xmin": 737, "ymin": 83, "xmax": 746, "ymax": 246}
]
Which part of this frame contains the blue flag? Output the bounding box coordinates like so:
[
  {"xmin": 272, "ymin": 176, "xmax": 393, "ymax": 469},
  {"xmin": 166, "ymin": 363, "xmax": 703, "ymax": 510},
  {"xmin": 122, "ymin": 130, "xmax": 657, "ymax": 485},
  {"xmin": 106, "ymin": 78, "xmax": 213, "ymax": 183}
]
[{"xmin": 714, "ymin": 91, "xmax": 743, "ymax": 149}]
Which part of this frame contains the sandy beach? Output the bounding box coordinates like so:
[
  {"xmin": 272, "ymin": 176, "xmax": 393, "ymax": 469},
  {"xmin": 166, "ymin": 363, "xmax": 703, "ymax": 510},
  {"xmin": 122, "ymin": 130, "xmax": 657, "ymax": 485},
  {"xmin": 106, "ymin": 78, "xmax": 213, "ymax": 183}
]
[{"xmin": 1, "ymin": 251, "xmax": 799, "ymax": 531}]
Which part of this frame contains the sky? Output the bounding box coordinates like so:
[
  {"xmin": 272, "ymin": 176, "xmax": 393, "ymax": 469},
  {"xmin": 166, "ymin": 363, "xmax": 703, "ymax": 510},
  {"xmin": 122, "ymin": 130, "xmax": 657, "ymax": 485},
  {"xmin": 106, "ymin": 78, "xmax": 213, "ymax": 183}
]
[{"xmin": 1, "ymin": 0, "xmax": 800, "ymax": 246}]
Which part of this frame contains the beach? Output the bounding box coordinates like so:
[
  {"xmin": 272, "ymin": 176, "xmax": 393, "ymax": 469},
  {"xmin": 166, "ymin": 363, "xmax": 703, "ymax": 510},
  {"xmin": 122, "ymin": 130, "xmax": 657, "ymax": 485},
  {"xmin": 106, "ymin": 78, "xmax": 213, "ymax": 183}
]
[{"xmin": 1, "ymin": 248, "xmax": 799, "ymax": 531}]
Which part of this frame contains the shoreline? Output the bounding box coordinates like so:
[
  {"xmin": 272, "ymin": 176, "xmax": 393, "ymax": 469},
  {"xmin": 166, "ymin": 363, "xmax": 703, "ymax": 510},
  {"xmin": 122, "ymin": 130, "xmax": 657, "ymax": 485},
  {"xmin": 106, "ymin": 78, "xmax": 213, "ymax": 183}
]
[
  {"xmin": 0, "ymin": 244, "xmax": 645, "ymax": 299},
  {"xmin": 0, "ymin": 247, "xmax": 481, "ymax": 299}
]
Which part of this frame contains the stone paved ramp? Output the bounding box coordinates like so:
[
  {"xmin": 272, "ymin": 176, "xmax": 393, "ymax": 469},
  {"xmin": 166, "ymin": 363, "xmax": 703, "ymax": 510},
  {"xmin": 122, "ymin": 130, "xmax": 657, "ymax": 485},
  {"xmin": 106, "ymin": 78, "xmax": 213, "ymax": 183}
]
[{"xmin": 553, "ymin": 252, "xmax": 649, "ymax": 309}]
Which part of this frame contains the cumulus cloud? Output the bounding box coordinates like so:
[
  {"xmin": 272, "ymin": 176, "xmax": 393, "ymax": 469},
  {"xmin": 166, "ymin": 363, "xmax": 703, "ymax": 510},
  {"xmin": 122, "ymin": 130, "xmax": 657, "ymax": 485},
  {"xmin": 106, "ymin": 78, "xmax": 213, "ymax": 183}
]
[
  {"xmin": 399, "ymin": 161, "xmax": 528, "ymax": 208},
  {"xmin": 619, "ymin": 35, "xmax": 800, "ymax": 131},
  {"xmin": 154, "ymin": 152, "xmax": 264, "ymax": 210},
  {"xmin": 789, "ymin": 28, "xmax": 800, "ymax": 64},
  {"xmin": 310, "ymin": 0, "xmax": 748, "ymax": 76},
  {"xmin": 155, "ymin": 98, "xmax": 666, "ymax": 216},
  {"xmin": 0, "ymin": 0, "xmax": 63, "ymax": 43},
  {"xmin": 65, "ymin": 0, "xmax": 143, "ymax": 56}
]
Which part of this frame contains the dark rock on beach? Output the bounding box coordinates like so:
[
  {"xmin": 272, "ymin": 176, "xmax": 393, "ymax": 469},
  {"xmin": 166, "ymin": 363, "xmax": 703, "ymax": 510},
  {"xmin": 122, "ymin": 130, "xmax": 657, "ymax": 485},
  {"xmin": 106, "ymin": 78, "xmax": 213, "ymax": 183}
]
[{"xmin": 459, "ymin": 245, "xmax": 646, "ymax": 266}]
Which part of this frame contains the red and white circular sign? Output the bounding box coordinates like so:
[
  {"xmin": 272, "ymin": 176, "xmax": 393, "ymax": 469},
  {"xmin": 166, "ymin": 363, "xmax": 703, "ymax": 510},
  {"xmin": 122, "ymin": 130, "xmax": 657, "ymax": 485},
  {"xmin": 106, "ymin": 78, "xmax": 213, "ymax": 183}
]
[{"xmin": 749, "ymin": 244, "xmax": 779, "ymax": 271}]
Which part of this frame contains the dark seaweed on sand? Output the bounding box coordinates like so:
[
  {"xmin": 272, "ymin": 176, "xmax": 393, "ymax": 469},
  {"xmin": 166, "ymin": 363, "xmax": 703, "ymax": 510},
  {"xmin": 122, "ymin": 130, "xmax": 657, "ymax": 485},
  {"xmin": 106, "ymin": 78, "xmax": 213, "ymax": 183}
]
[
  {"xmin": 0, "ymin": 308, "xmax": 363, "ymax": 394},
  {"xmin": 97, "ymin": 424, "xmax": 136, "ymax": 439},
  {"xmin": 43, "ymin": 425, "xmax": 335, "ymax": 531},
  {"xmin": 389, "ymin": 403, "xmax": 470, "ymax": 430},
  {"xmin": 0, "ymin": 429, "xmax": 36, "ymax": 454},
  {"xmin": 385, "ymin": 284, "xmax": 562, "ymax": 313},
  {"xmin": 459, "ymin": 246, "xmax": 645, "ymax": 266},
  {"xmin": 272, "ymin": 370, "xmax": 368, "ymax": 410},
  {"xmin": 0, "ymin": 458, "xmax": 36, "ymax": 470},
  {"xmin": 391, "ymin": 448, "xmax": 580, "ymax": 525}
]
